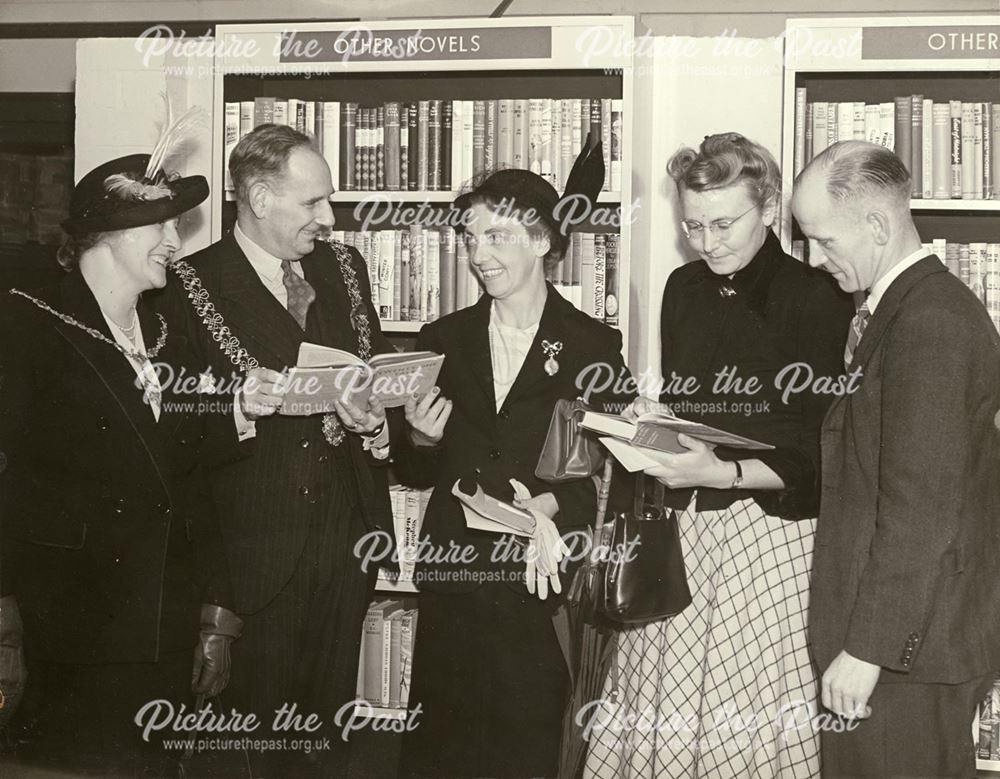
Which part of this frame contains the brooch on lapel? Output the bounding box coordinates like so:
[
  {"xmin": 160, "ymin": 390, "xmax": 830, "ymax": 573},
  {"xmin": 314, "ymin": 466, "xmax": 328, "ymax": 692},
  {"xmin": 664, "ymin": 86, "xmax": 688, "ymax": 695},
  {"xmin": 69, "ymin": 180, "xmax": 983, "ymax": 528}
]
[
  {"xmin": 541, "ymin": 340, "xmax": 563, "ymax": 376},
  {"xmin": 197, "ymin": 370, "xmax": 218, "ymax": 394}
]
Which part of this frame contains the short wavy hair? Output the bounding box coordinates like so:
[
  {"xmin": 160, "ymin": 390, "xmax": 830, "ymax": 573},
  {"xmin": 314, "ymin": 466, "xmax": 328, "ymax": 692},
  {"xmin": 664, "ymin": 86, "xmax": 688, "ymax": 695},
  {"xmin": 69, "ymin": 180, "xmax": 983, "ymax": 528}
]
[
  {"xmin": 229, "ymin": 124, "xmax": 316, "ymax": 204},
  {"xmin": 805, "ymin": 140, "xmax": 911, "ymax": 207},
  {"xmin": 667, "ymin": 132, "xmax": 781, "ymax": 208}
]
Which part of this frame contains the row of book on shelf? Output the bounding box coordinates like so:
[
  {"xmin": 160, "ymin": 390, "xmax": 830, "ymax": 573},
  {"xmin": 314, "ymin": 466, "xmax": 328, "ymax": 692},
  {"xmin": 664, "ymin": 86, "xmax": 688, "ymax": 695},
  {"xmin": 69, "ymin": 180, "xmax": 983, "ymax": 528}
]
[
  {"xmin": 977, "ymin": 677, "xmax": 1000, "ymax": 761},
  {"xmin": 792, "ymin": 90, "xmax": 1000, "ymax": 200},
  {"xmin": 224, "ymin": 97, "xmax": 623, "ymax": 195},
  {"xmin": 330, "ymin": 227, "xmax": 621, "ymax": 325},
  {"xmin": 791, "ymin": 239, "xmax": 1000, "ymax": 332}
]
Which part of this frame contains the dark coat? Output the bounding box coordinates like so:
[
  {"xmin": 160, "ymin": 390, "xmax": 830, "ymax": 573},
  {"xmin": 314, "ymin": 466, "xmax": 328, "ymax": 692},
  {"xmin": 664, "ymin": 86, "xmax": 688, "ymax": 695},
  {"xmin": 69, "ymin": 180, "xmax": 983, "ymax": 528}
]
[
  {"xmin": 397, "ymin": 285, "xmax": 634, "ymax": 778},
  {"xmin": 156, "ymin": 234, "xmax": 395, "ymax": 614},
  {"xmin": 810, "ymin": 256, "xmax": 1000, "ymax": 684},
  {"xmin": 0, "ymin": 270, "xmax": 231, "ymax": 664}
]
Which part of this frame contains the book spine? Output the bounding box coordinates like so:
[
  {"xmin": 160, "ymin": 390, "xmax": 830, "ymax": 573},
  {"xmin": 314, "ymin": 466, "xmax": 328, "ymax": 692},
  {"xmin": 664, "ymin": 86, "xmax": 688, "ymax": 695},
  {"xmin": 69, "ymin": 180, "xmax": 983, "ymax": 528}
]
[
  {"xmin": 484, "ymin": 99, "xmax": 497, "ymax": 174},
  {"xmin": 836, "ymin": 102, "xmax": 853, "ymax": 144},
  {"xmin": 273, "ymin": 100, "xmax": 288, "ymax": 126},
  {"xmin": 409, "ymin": 225, "xmax": 424, "ymax": 321},
  {"xmin": 224, "ymin": 103, "xmax": 240, "ymax": 191},
  {"xmin": 973, "ymin": 103, "xmax": 984, "ymax": 199},
  {"xmin": 932, "ymin": 103, "xmax": 951, "ymax": 199},
  {"xmin": 399, "ymin": 230, "xmax": 411, "ymax": 322},
  {"xmin": 910, "ymin": 95, "xmax": 922, "ymax": 198},
  {"xmin": 951, "ymin": 100, "xmax": 963, "ymax": 199},
  {"xmin": 407, "ymin": 103, "xmax": 419, "ymax": 191},
  {"xmin": 385, "ymin": 102, "xmax": 400, "ymax": 191},
  {"xmin": 441, "ymin": 101, "xmax": 453, "ymax": 191},
  {"xmin": 239, "ymin": 100, "xmax": 254, "ymax": 139},
  {"xmin": 921, "ymin": 98, "xmax": 933, "ymax": 199},
  {"xmin": 604, "ymin": 232, "xmax": 619, "ymax": 327},
  {"xmin": 593, "ymin": 233, "xmax": 606, "ymax": 320},
  {"xmin": 305, "ymin": 100, "xmax": 316, "ymax": 138},
  {"xmin": 528, "ymin": 98, "xmax": 543, "ymax": 176},
  {"xmin": 450, "ymin": 101, "xmax": 462, "ymax": 190},
  {"xmin": 589, "ymin": 99, "xmax": 601, "ymax": 151},
  {"xmin": 512, "ymin": 99, "xmax": 528, "ymax": 169},
  {"xmin": 428, "ymin": 100, "xmax": 441, "ymax": 191},
  {"xmin": 852, "ymin": 101, "xmax": 866, "ymax": 141},
  {"xmin": 376, "ymin": 106, "xmax": 385, "ymax": 190},
  {"xmin": 343, "ymin": 102, "xmax": 357, "ymax": 191},
  {"xmin": 416, "ymin": 102, "xmax": 429, "ymax": 191},
  {"xmin": 812, "ymin": 101, "xmax": 828, "ymax": 159},
  {"xmin": 551, "ymin": 99, "xmax": 562, "ymax": 188},
  {"xmin": 962, "ymin": 102, "xmax": 976, "ymax": 199},
  {"xmin": 793, "ymin": 88, "xmax": 807, "ymax": 177},
  {"xmin": 601, "ymin": 98, "xmax": 612, "ymax": 191},
  {"xmin": 610, "ymin": 99, "xmax": 623, "ymax": 194},
  {"xmin": 439, "ymin": 227, "xmax": 456, "ymax": 316},
  {"xmin": 400, "ymin": 104, "xmax": 409, "ymax": 192},
  {"xmin": 993, "ymin": 105, "xmax": 1000, "ymax": 200},
  {"xmin": 425, "ymin": 229, "xmax": 441, "ymax": 321},
  {"xmin": 984, "ymin": 103, "xmax": 993, "ymax": 200},
  {"xmin": 472, "ymin": 100, "xmax": 486, "ymax": 178},
  {"xmin": 498, "ymin": 99, "xmax": 514, "ymax": 171}
]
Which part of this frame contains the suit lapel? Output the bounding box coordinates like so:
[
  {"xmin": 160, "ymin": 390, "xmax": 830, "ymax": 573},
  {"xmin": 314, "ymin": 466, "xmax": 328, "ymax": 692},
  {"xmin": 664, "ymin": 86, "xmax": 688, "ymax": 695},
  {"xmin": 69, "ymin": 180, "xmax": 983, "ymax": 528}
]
[
  {"xmin": 52, "ymin": 273, "xmax": 171, "ymax": 493},
  {"xmin": 851, "ymin": 256, "xmax": 947, "ymax": 372},
  {"xmin": 500, "ymin": 284, "xmax": 571, "ymax": 412},
  {"xmin": 213, "ymin": 234, "xmax": 306, "ymax": 369}
]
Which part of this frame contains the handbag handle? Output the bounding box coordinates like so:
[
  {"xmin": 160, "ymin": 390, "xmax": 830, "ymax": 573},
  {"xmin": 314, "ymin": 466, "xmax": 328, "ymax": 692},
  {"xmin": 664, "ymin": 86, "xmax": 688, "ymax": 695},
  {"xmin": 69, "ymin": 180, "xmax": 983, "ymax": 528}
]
[{"xmin": 632, "ymin": 473, "xmax": 666, "ymax": 519}]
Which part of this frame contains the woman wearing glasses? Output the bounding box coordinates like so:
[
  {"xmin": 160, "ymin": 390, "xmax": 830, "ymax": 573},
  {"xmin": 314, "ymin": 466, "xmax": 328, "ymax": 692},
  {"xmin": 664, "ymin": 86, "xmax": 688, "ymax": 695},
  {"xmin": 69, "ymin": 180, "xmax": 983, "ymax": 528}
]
[{"xmin": 585, "ymin": 133, "xmax": 854, "ymax": 779}]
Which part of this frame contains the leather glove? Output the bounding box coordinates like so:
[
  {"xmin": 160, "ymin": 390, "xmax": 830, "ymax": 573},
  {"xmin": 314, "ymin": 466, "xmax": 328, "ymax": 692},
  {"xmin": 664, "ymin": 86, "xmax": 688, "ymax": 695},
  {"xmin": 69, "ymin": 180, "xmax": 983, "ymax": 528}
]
[
  {"xmin": 191, "ymin": 604, "xmax": 242, "ymax": 698},
  {"xmin": 0, "ymin": 596, "xmax": 27, "ymax": 731}
]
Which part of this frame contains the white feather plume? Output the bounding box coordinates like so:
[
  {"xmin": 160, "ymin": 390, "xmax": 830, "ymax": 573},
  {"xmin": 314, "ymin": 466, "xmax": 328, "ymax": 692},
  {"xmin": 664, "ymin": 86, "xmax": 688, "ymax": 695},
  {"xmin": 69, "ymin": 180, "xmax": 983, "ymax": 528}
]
[{"xmin": 144, "ymin": 97, "xmax": 204, "ymax": 181}]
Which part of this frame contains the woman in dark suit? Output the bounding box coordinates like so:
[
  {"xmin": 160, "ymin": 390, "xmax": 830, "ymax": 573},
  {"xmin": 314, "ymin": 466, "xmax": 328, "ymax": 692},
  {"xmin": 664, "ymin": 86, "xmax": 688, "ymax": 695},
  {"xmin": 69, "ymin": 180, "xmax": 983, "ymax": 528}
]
[
  {"xmin": 398, "ymin": 155, "xmax": 633, "ymax": 778},
  {"xmin": 0, "ymin": 144, "xmax": 241, "ymax": 775}
]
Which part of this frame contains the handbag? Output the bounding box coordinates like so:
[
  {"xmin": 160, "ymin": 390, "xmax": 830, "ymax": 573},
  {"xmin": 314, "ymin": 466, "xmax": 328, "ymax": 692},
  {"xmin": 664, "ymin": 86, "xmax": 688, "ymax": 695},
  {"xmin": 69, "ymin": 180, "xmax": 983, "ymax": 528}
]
[
  {"xmin": 595, "ymin": 474, "xmax": 692, "ymax": 623},
  {"xmin": 534, "ymin": 398, "xmax": 606, "ymax": 483}
]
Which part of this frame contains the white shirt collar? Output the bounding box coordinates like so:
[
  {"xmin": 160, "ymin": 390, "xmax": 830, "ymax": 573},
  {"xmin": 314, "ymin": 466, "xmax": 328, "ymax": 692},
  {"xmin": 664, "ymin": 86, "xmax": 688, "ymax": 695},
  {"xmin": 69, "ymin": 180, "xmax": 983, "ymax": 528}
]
[
  {"xmin": 866, "ymin": 247, "xmax": 933, "ymax": 314},
  {"xmin": 234, "ymin": 221, "xmax": 285, "ymax": 283}
]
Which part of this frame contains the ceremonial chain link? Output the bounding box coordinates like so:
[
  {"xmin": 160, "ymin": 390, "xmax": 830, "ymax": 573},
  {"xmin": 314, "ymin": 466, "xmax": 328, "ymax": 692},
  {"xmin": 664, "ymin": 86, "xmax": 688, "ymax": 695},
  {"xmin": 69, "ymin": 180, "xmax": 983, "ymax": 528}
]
[
  {"xmin": 9, "ymin": 288, "xmax": 168, "ymax": 364},
  {"xmin": 170, "ymin": 259, "xmax": 260, "ymax": 373}
]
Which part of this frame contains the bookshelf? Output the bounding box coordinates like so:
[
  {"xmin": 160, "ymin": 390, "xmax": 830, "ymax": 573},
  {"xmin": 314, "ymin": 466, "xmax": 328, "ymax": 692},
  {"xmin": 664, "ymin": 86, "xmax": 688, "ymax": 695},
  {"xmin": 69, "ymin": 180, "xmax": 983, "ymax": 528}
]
[
  {"xmin": 211, "ymin": 17, "xmax": 635, "ymax": 343},
  {"xmin": 780, "ymin": 16, "xmax": 1000, "ymax": 257}
]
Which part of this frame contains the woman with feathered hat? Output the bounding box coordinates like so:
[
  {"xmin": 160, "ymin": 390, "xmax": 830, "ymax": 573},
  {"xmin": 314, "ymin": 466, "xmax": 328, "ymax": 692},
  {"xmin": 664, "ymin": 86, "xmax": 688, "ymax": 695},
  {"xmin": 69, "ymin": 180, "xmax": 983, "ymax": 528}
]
[{"xmin": 0, "ymin": 110, "xmax": 242, "ymax": 775}]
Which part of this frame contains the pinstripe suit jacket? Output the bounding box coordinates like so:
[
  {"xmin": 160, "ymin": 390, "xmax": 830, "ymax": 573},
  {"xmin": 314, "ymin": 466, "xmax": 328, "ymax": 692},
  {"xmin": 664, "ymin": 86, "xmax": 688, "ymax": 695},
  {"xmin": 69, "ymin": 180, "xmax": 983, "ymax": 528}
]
[{"xmin": 156, "ymin": 234, "xmax": 395, "ymax": 614}]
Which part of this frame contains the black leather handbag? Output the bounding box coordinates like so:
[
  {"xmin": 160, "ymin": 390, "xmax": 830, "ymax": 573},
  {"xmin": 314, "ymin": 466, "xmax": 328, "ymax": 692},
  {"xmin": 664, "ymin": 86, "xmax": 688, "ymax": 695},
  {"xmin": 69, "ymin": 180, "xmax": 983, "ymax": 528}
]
[{"xmin": 595, "ymin": 475, "xmax": 692, "ymax": 624}]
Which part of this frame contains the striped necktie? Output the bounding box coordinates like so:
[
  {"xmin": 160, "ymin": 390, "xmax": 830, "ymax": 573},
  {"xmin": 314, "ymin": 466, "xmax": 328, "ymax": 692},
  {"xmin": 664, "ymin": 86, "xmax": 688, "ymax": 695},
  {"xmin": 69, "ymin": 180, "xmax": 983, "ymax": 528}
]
[
  {"xmin": 844, "ymin": 300, "xmax": 871, "ymax": 370},
  {"xmin": 281, "ymin": 260, "xmax": 316, "ymax": 330}
]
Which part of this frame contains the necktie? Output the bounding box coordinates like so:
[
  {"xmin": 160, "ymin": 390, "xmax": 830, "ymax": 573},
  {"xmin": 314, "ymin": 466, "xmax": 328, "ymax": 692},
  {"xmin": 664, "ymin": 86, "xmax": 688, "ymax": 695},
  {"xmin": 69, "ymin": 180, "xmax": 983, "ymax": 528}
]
[
  {"xmin": 844, "ymin": 301, "xmax": 871, "ymax": 370},
  {"xmin": 281, "ymin": 260, "xmax": 316, "ymax": 330}
]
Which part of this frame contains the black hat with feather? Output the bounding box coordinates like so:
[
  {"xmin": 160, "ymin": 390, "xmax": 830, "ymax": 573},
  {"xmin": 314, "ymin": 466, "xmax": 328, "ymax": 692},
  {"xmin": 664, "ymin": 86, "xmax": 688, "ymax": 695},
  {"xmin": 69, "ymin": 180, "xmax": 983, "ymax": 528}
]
[
  {"xmin": 62, "ymin": 105, "xmax": 209, "ymax": 236},
  {"xmin": 453, "ymin": 132, "xmax": 606, "ymax": 258}
]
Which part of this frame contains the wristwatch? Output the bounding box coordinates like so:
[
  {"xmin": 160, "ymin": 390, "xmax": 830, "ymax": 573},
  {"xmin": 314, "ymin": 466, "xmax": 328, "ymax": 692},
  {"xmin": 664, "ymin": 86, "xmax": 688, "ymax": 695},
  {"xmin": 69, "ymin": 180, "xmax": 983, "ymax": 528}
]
[{"xmin": 730, "ymin": 460, "xmax": 744, "ymax": 489}]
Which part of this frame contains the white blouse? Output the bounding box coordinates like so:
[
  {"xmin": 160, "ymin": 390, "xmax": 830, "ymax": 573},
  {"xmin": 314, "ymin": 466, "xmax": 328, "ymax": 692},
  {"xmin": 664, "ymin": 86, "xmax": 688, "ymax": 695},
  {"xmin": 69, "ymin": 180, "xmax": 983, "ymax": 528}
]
[{"xmin": 488, "ymin": 303, "xmax": 540, "ymax": 412}]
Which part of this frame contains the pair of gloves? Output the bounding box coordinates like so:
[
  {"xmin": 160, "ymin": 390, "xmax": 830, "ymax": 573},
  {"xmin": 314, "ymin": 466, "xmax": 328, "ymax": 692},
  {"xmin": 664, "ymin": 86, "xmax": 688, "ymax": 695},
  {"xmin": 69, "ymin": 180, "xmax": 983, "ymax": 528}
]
[{"xmin": 0, "ymin": 597, "xmax": 242, "ymax": 729}]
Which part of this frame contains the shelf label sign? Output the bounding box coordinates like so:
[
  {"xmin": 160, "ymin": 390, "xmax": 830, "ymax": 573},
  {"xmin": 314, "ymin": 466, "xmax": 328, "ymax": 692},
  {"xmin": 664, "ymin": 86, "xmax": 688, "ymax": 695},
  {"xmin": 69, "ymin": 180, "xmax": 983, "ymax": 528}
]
[
  {"xmin": 863, "ymin": 26, "xmax": 1000, "ymax": 60},
  {"xmin": 278, "ymin": 26, "xmax": 552, "ymax": 63}
]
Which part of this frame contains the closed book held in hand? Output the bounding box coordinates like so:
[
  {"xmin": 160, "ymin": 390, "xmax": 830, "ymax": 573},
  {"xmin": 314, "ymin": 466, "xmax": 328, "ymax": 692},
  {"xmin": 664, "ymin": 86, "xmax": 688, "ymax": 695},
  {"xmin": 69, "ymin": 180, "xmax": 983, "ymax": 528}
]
[{"xmin": 279, "ymin": 342, "xmax": 444, "ymax": 415}]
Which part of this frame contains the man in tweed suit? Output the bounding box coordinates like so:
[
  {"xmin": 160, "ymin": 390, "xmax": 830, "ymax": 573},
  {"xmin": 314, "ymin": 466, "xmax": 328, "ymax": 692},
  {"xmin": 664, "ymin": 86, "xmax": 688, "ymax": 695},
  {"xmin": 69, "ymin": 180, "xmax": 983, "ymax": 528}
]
[
  {"xmin": 159, "ymin": 125, "xmax": 396, "ymax": 774},
  {"xmin": 793, "ymin": 140, "xmax": 1000, "ymax": 778}
]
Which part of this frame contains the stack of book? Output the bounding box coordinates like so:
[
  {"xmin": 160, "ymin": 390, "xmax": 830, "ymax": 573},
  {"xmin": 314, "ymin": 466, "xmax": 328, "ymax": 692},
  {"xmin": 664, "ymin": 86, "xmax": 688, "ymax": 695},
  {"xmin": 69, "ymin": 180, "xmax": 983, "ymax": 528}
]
[
  {"xmin": 331, "ymin": 227, "xmax": 621, "ymax": 326},
  {"xmin": 978, "ymin": 678, "xmax": 1000, "ymax": 761},
  {"xmin": 224, "ymin": 96, "xmax": 623, "ymax": 194},
  {"xmin": 792, "ymin": 89, "xmax": 1000, "ymax": 200},
  {"xmin": 356, "ymin": 600, "xmax": 418, "ymax": 711}
]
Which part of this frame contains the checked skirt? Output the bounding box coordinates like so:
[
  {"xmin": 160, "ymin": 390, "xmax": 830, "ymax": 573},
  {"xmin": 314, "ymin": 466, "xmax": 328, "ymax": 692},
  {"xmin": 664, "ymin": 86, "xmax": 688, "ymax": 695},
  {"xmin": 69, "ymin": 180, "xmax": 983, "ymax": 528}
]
[{"xmin": 584, "ymin": 497, "xmax": 820, "ymax": 779}]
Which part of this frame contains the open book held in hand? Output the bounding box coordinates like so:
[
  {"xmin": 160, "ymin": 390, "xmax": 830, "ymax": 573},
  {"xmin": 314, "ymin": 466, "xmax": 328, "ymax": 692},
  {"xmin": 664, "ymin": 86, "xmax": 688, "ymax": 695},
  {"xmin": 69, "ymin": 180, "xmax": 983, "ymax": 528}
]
[
  {"xmin": 278, "ymin": 342, "xmax": 444, "ymax": 416},
  {"xmin": 451, "ymin": 479, "xmax": 536, "ymax": 538},
  {"xmin": 580, "ymin": 406, "xmax": 773, "ymax": 473}
]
